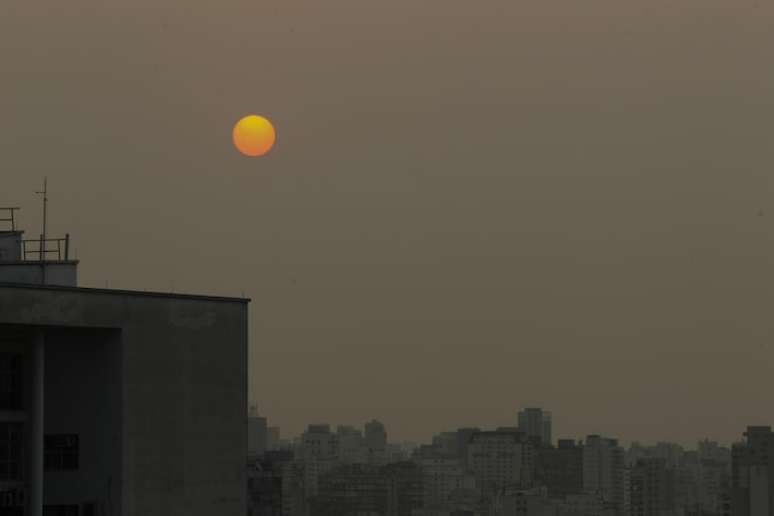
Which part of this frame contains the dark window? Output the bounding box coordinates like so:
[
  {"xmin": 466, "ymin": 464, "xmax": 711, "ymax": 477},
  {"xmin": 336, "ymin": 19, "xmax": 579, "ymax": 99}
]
[
  {"xmin": 43, "ymin": 506, "xmax": 79, "ymax": 516},
  {"xmin": 0, "ymin": 423, "xmax": 23, "ymax": 481},
  {"xmin": 0, "ymin": 354, "xmax": 22, "ymax": 411},
  {"xmin": 44, "ymin": 434, "xmax": 79, "ymax": 472}
]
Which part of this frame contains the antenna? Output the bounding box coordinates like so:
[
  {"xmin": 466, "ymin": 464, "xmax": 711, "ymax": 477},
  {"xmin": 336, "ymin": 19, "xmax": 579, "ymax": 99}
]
[{"xmin": 35, "ymin": 178, "xmax": 48, "ymax": 284}]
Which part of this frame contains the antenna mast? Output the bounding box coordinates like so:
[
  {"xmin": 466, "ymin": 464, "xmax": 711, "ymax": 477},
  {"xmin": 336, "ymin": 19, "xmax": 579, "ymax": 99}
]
[{"xmin": 35, "ymin": 178, "xmax": 48, "ymax": 284}]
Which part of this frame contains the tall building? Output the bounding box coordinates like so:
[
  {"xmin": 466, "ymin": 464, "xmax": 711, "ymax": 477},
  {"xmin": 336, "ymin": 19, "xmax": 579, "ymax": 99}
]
[
  {"xmin": 336, "ymin": 425, "xmax": 365, "ymax": 464},
  {"xmin": 536, "ymin": 440, "xmax": 584, "ymax": 499},
  {"xmin": 249, "ymin": 405, "xmax": 269, "ymax": 459},
  {"xmin": 0, "ymin": 209, "xmax": 249, "ymax": 515},
  {"xmin": 518, "ymin": 408, "xmax": 552, "ymax": 447},
  {"xmin": 583, "ymin": 435, "xmax": 625, "ymax": 512},
  {"xmin": 731, "ymin": 426, "xmax": 774, "ymax": 516},
  {"xmin": 365, "ymin": 420, "xmax": 387, "ymax": 465},
  {"xmin": 456, "ymin": 428, "xmax": 481, "ymax": 469},
  {"xmin": 467, "ymin": 431, "xmax": 527, "ymax": 499},
  {"xmin": 311, "ymin": 462, "xmax": 423, "ymax": 516},
  {"xmin": 630, "ymin": 458, "xmax": 676, "ymax": 516},
  {"xmin": 267, "ymin": 427, "xmax": 282, "ymax": 451},
  {"xmin": 414, "ymin": 456, "xmax": 475, "ymax": 509},
  {"xmin": 299, "ymin": 424, "xmax": 340, "ymax": 499}
]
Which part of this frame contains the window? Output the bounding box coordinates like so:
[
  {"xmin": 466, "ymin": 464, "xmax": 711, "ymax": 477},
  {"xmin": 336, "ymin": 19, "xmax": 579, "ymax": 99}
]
[
  {"xmin": 44, "ymin": 434, "xmax": 79, "ymax": 472},
  {"xmin": 0, "ymin": 423, "xmax": 23, "ymax": 481},
  {"xmin": 0, "ymin": 354, "xmax": 22, "ymax": 411}
]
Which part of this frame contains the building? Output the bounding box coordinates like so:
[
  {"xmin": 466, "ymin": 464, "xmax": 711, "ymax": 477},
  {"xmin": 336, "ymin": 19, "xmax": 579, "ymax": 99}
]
[
  {"xmin": 336, "ymin": 425, "xmax": 365, "ymax": 464},
  {"xmin": 365, "ymin": 420, "xmax": 388, "ymax": 465},
  {"xmin": 536, "ymin": 440, "xmax": 584, "ymax": 499},
  {"xmin": 249, "ymin": 406, "xmax": 269, "ymax": 459},
  {"xmin": 267, "ymin": 427, "xmax": 282, "ymax": 451},
  {"xmin": 414, "ymin": 456, "xmax": 475, "ymax": 509},
  {"xmin": 630, "ymin": 458, "xmax": 676, "ymax": 516},
  {"xmin": 299, "ymin": 424, "xmax": 340, "ymax": 498},
  {"xmin": 311, "ymin": 462, "xmax": 423, "ymax": 516},
  {"xmin": 468, "ymin": 431, "xmax": 528, "ymax": 499},
  {"xmin": 582, "ymin": 435, "xmax": 625, "ymax": 512},
  {"xmin": 248, "ymin": 451, "xmax": 295, "ymax": 516},
  {"xmin": 0, "ymin": 209, "xmax": 249, "ymax": 515},
  {"xmin": 518, "ymin": 408, "xmax": 552, "ymax": 448},
  {"xmin": 731, "ymin": 426, "xmax": 774, "ymax": 516}
]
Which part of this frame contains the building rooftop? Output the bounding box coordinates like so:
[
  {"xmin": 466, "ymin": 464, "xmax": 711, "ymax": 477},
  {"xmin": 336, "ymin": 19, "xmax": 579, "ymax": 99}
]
[{"xmin": 0, "ymin": 281, "xmax": 250, "ymax": 304}]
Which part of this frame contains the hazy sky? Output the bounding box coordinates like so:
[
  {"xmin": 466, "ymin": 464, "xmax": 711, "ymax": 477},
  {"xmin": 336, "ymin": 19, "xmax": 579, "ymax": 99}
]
[{"xmin": 2, "ymin": 0, "xmax": 774, "ymax": 446}]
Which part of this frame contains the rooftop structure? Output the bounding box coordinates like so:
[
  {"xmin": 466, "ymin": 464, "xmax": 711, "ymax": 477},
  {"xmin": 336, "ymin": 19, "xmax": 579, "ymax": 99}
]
[{"xmin": 0, "ymin": 207, "xmax": 77, "ymax": 286}]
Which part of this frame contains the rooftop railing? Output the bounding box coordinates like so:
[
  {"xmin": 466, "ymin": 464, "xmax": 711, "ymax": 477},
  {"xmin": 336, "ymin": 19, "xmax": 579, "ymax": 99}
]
[
  {"xmin": 0, "ymin": 208, "xmax": 20, "ymax": 231},
  {"xmin": 22, "ymin": 235, "xmax": 71, "ymax": 262}
]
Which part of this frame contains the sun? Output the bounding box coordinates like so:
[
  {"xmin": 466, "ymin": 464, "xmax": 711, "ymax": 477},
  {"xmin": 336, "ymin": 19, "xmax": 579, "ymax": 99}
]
[{"xmin": 232, "ymin": 115, "xmax": 276, "ymax": 157}]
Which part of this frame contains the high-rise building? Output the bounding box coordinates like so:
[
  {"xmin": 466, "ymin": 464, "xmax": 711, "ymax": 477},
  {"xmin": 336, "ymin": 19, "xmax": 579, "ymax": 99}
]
[
  {"xmin": 311, "ymin": 462, "xmax": 423, "ymax": 516},
  {"xmin": 731, "ymin": 426, "xmax": 774, "ymax": 516},
  {"xmin": 249, "ymin": 405, "xmax": 269, "ymax": 459},
  {"xmin": 518, "ymin": 408, "xmax": 552, "ymax": 447},
  {"xmin": 456, "ymin": 428, "xmax": 481, "ymax": 468},
  {"xmin": 583, "ymin": 435, "xmax": 625, "ymax": 511},
  {"xmin": 536, "ymin": 439, "xmax": 584, "ymax": 499},
  {"xmin": 0, "ymin": 209, "xmax": 249, "ymax": 515},
  {"xmin": 414, "ymin": 456, "xmax": 475, "ymax": 509},
  {"xmin": 468, "ymin": 431, "xmax": 527, "ymax": 498},
  {"xmin": 365, "ymin": 420, "xmax": 387, "ymax": 465},
  {"xmin": 336, "ymin": 425, "xmax": 365, "ymax": 464},
  {"xmin": 267, "ymin": 426, "xmax": 282, "ymax": 451},
  {"xmin": 630, "ymin": 458, "xmax": 677, "ymax": 516}
]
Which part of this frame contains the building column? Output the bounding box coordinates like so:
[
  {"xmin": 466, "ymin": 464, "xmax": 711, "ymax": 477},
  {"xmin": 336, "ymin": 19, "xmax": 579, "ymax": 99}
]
[{"xmin": 30, "ymin": 330, "xmax": 44, "ymax": 516}]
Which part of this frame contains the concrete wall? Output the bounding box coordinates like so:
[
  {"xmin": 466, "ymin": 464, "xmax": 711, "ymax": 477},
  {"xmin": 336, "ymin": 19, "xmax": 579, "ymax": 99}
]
[
  {"xmin": 0, "ymin": 285, "xmax": 249, "ymax": 516},
  {"xmin": 0, "ymin": 232, "xmax": 23, "ymax": 261},
  {"xmin": 0, "ymin": 262, "xmax": 78, "ymax": 286},
  {"xmin": 43, "ymin": 327, "xmax": 122, "ymax": 511}
]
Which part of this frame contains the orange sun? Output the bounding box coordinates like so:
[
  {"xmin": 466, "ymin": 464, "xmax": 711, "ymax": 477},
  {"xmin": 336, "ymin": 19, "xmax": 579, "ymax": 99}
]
[{"xmin": 232, "ymin": 114, "xmax": 276, "ymax": 157}]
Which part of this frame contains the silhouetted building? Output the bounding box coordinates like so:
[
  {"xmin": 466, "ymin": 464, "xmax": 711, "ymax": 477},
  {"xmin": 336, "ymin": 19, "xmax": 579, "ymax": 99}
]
[
  {"xmin": 630, "ymin": 458, "xmax": 677, "ymax": 516},
  {"xmin": 336, "ymin": 425, "xmax": 365, "ymax": 464},
  {"xmin": 268, "ymin": 427, "xmax": 282, "ymax": 451},
  {"xmin": 468, "ymin": 430, "xmax": 530, "ymax": 499},
  {"xmin": 414, "ymin": 455, "xmax": 475, "ymax": 509},
  {"xmin": 249, "ymin": 451, "xmax": 295, "ymax": 516},
  {"xmin": 731, "ymin": 426, "xmax": 774, "ymax": 516},
  {"xmin": 536, "ymin": 440, "xmax": 584, "ymax": 499},
  {"xmin": 518, "ymin": 408, "xmax": 552, "ymax": 447},
  {"xmin": 583, "ymin": 435, "xmax": 625, "ymax": 512},
  {"xmin": 0, "ymin": 212, "xmax": 249, "ymax": 516},
  {"xmin": 365, "ymin": 420, "xmax": 388, "ymax": 465},
  {"xmin": 311, "ymin": 462, "xmax": 423, "ymax": 516},
  {"xmin": 456, "ymin": 428, "xmax": 481, "ymax": 469},
  {"xmin": 249, "ymin": 406, "xmax": 269, "ymax": 459}
]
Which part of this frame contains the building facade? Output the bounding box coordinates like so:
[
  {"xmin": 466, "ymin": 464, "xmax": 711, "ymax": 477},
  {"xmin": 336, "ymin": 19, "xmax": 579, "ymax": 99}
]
[{"xmin": 0, "ymin": 213, "xmax": 249, "ymax": 516}]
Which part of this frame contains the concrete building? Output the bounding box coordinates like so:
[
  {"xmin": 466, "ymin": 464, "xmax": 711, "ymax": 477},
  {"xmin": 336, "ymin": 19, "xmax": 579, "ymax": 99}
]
[
  {"xmin": 731, "ymin": 426, "xmax": 774, "ymax": 516},
  {"xmin": 335, "ymin": 425, "xmax": 365, "ymax": 464},
  {"xmin": 414, "ymin": 456, "xmax": 475, "ymax": 509},
  {"xmin": 536, "ymin": 440, "xmax": 584, "ymax": 499},
  {"xmin": 249, "ymin": 406, "xmax": 269, "ymax": 459},
  {"xmin": 630, "ymin": 458, "xmax": 677, "ymax": 516},
  {"xmin": 468, "ymin": 431, "xmax": 527, "ymax": 499},
  {"xmin": 0, "ymin": 211, "xmax": 249, "ymax": 516},
  {"xmin": 518, "ymin": 408, "xmax": 552, "ymax": 448},
  {"xmin": 583, "ymin": 435, "xmax": 625, "ymax": 512},
  {"xmin": 311, "ymin": 462, "xmax": 423, "ymax": 516},
  {"xmin": 365, "ymin": 420, "xmax": 388, "ymax": 465},
  {"xmin": 267, "ymin": 427, "xmax": 282, "ymax": 451}
]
